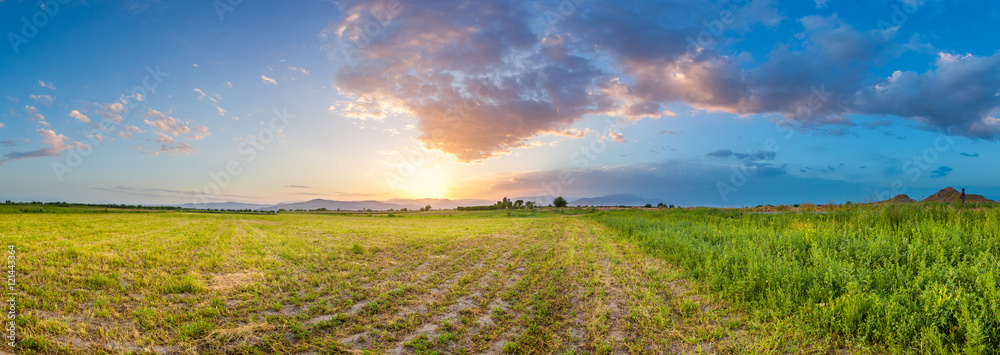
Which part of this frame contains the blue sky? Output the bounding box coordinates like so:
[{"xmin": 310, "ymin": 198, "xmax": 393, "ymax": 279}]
[{"xmin": 1, "ymin": 0, "xmax": 998, "ymax": 206}]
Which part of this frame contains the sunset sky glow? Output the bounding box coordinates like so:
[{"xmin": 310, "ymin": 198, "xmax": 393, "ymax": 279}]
[{"xmin": 2, "ymin": 0, "xmax": 999, "ymax": 206}]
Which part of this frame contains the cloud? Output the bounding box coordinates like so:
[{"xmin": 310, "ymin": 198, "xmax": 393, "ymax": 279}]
[
  {"xmin": 608, "ymin": 129, "xmax": 626, "ymax": 143},
  {"xmin": 0, "ymin": 128, "xmax": 77, "ymax": 166},
  {"xmin": 97, "ymin": 102, "xmax": 126, "ymax": 123},
  {"xmin": 215, "ymin": 106, "xmax": 227, "ymax": 116},
  {"xmin": 144, "ymin": 109, "xmax": 210, "ymax": 139},
  {"xmin": 37, "ymin": 81, "xmax": 55, "ymax": 90},
  {"xmin": 754, "ymin": 163, "xmax": 788, "ymax": 177},
  {"xmin": 261, "ymin": 75, "xmax": 277, "ymax": 85},
  {"xmin": 284, "ymin": 185, "xmax": 312, "ymax": 189},
  {"xmin": 705, "ymin": 148, "xmax": 784, "ymax": 178},
  {"xmin": 92, "ymin": 185, "xmax": 256, "ymax": 201},
  {"xmin": 118, "ymin": 125, "xmax": 144, "ymax": 139},
  {"xmin": 960, "ymin": 152, "xmax": 980, "ymax": 158},
  {"xmin": 856, "ymin": 52, "xmax": 1000, "ymax": 139},
  {"xmin": 69, "ymin": 110, "xmax": 90, "ymax": 123},
  {"xmin": 30, "ymin": 94, "xmax": 54, "ymax": 106},
  {"xmin": 143, "ymin": 109, "xmax": 210, "ymax": 154},
  {"xmin": 0, "ymin": 124, "xmax": 4, "ymax": 129},
  {"xmin": 706, "ymin": 149, "xmax": 776, "ymax": 162},
  {"xmin": 326, "ymin": 1, "xmax": 1000, "ymax": 163},
  {"xmin": 24, "ymin": 105, "xmax": 45, "ymax": 122},
  {"xmin": 193, "ymin": 88, "xmax": 207, "ymax": 100},
  {"xmin": 0, "ymin": 139, "xmax": 14, "ymax": 147},
  {"xmin": 223, "ymin": 81, "xmax": 233, "ymax": 89},
  {"xmin": 930, "ymin": 166, "xmax": 953, "ymax": 179},
  {"xmin": 814, "ymin": 0, "xmax": 829, "ymax": 9}
]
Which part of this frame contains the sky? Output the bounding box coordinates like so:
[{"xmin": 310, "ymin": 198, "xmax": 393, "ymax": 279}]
[{"xmin": 1, "ymin": 0, "xmax": 999, "ymax": 207}]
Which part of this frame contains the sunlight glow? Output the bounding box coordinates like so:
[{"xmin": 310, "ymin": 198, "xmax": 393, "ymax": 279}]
[{"xmin": 397, "ymin": 166, "xmax": 451, "ymax": 199}]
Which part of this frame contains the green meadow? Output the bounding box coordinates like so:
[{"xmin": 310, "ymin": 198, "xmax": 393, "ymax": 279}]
[{"xmin": 2, "ymin": 204, "xmax": 998, "ymax": 354}]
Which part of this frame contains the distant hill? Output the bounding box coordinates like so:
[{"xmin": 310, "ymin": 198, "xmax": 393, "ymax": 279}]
[
  {"xmin": 176, "ymin": 202, "xmax": 272, "ymax": 210},
  {"xmin": 881, "ymin": 194, "xmax": 916, "ymax": 204},
  {"xmin": 922, "ymin": 187, "xmax": 996, "ymax": 204},
  {"xmin": 386, "ymin": 198, "xmax": 496, "ymax": 210},
  {"xmin": 570, "ymin": 194, "xmax": 661, "ymax": 207},
  {"xmin": 258, "ymin": 199, "xmax": 406, "ymax": 211},
  {"xmin": 174, "ymin": 194, "xmax": 667, "ymax": 211}
]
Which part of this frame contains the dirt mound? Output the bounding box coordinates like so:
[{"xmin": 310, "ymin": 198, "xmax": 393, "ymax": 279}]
[
  {"xmin": 922, "ymin": 187, "xmax": 996, "ymax": 203},
  {"xmin": 886, "ymin": 194, "xmax": 916, "ymax": 203}
]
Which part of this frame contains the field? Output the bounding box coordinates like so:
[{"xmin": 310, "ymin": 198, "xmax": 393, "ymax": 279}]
[
  {"xmin": 1, "ymin": 205, "xmax": 996, "ymax": 354},
  {"xmin": 593, "ymin": 204, "xmax": 1000, "ymax": 353}
]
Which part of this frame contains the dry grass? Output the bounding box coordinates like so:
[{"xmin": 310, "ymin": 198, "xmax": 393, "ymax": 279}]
[
  {"xmin": 206, "ymin": 271, "xmax": 260, "ymax": 292},
  {"xmin": 0, "ymin": 210, "xmax": 867, "ymax": 354}
]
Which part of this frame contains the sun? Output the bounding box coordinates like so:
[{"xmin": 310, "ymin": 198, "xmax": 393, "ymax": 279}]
[{"xmin": 398, "ymin": 166, "xmax": 451, "ymax": 199}]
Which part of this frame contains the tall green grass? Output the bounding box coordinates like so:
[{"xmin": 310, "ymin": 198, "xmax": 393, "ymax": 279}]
[{"xmin": 591, "ymin": 205, "xmax": 1000, "ymax": 353}]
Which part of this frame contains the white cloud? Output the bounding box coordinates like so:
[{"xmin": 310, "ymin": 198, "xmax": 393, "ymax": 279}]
[
  {"xmin": 261, "ymin": 75, "xmax": 277, "ymax": 85},
  {"xmin": 144, "ymin": 109, "xmax": 210, "ymax": 140},
  {"xmin": 215, "ymin": 106, "xmax": 227, "ymax": 116},
  {"xmin": 223, "ymin": 81, "xmax": 233, "ymax": 89},
  {"xmin": 37, "ymin": 81, "xmax": 55, "ymax": 90},
  {"xmin": 69, "ymin": 110, "xmax": 90, "ymax": 123},
  {"xmin": 609, "ymin": 129, "xmax": 627, "ymax": 143},
  {"xmin": 193, "ymin": 63, "xmax": 200, "ymax": 68},
  {"xmin": 118, "ymin": 125, "xmax": 144, "ymax": 139},
  {"xmin": 193, "ymin": 88, "xmax": 207, "ymax": 100},
  {"xmin": 97, "ymin": 102, "xmax": 126, "ymax": 123},
  {"xmin": 24, "ymin": 105, "xmax": 44, "ymax": 122},
  {"xmin": 814, "ymin": 0, "xmax": 829, "ymax": 9},
  {"xmin": 30, "ymin": 94, "xmax": 54, "ymax": 106},
  {"xmin": 0, "ymin": 123, "xmax": 4, "ymax": 128},
  {"xmin": 141, "ymin": 109, "xmax": 210, "ymax": 154},
  {"xmin": 0, "ymin": 128, "xmax": 79, "ymax": 166}
]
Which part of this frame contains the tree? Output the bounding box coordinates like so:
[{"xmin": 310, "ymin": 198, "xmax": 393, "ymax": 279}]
[
  {"xmin": 553, "ymin": 196, "xmax": 568, "ymax": 208},
  {"xmin": 657, "ymin": 202, "xmax": 666, "ymax": 208},
  {"xmin": 644, "ymin": 203, "xmax": 653, "ymax": 208},
  {"xmin": 424, "ymin": 204, "xmax": 432, "ymax": 212},
  {"xmin": 514, "ymin": 200, "xmax": 524, "ymax": 208},
  {"xmin": 525, "ymin": 201, "xmax": 535, "ymax": 209}
]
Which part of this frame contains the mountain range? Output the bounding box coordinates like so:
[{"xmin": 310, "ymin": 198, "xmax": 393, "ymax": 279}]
[{"xmin": 175, "ymin": 194, "xmax": 664, "ymax": 211}]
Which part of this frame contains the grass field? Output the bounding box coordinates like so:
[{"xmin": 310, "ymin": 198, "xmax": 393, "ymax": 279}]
[
  {"xmin": 2, "ymin": 205, "xmax": 994, "ymax": 354},
  {"xmin": 592, "ymin": 204, "xmax": 1000, "ymax": 354},
  {"xmin": 3, "ymin": 208, "xmax": 869, "ymax": 355}
]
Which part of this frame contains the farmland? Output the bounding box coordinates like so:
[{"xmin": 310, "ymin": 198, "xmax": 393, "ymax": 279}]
[
  {"xmin": 592, "ymin": 204, "xmax": 1000, "ymax": 353},
  {"xmin": 1, "ymin": 204, "xmax": 996, "ymax": 354}
]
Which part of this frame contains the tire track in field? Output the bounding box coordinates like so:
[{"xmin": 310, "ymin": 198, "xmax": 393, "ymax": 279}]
[
  {"xmin": 362, "ymin": 245, "xmax": 494, "ymax": 353},
  {"xmin": 296, "ymin": 238, "xmax": 495, "ymax": 352},
  {"xmin": 331, "ymin": 235, "xmax": 527, "ymax": 354},
  {"xmin": 389, "ymin": 246, "xmax": 515, "ymax": 353}
]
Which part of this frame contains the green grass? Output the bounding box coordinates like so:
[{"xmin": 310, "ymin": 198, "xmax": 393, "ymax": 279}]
[{"xmin": 590, "ymin": 204, "xmax": 1000, "ymax": 353}]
